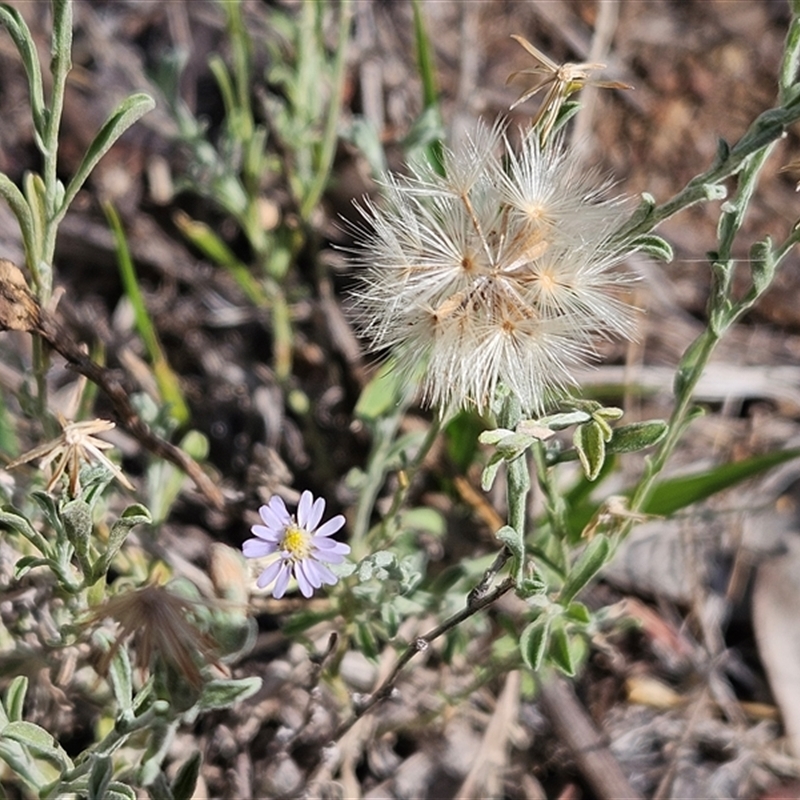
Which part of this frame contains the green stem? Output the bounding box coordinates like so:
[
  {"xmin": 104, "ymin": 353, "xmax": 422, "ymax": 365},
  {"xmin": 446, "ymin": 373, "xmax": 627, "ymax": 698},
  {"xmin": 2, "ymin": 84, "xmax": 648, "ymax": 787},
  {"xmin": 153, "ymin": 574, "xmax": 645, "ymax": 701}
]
[
  {"xmin": 40, "ymin": 0, "xmax": 73, "ymax": 302},
  {"xmin": 627, "ymin": 329, "xmax": 717, "ymax": 517},
  {"xmin": 497, "ymin": 393, "xmax": 529, "ymax": 574},
  {"xmin": 29, "ymin": 0, "xmax": 73, "ymax": 426},
  {"xmin": 625, "ymin": 132, "xmax": 787, "ymax": 524},
  {"xmin": 376, "ymin": 417, "xmax": 442, "ymax": 539},
  {"xmin": 299, "ymin": 0, "xmax": 353, "ymax": 220},
  {"xmin": 779, "ymin": 13, "xmax": 800, "ymax": 103},
  {"xmin": 350, "ymin": 398, "xmax": 413, "ymax": 552},
  {"xmin": 612, "ymin": 98, "xmax": 800, "ymax": 247}
]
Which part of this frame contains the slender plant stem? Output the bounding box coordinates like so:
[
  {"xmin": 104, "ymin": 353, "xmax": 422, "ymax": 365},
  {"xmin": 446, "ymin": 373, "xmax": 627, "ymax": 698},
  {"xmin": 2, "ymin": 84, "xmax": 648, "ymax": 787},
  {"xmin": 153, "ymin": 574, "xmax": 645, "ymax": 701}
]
[
  {"xmin": 625, "ymin": 134, "xmax": 787, "ymax": 523},
  {"xmin": 40, "ymin": 0, "xmax": 72, "ymax": 302},
  {"xmin": 612, "ymin": 98, "xmax": 800, "ymax": 248},
  {"xmin": 351, "ymin": 410, "xmax": 407, "ymax": 551},
  {"xmin": 379, "ymin": 416, "xmax": 441, "ymax": 531},
  {"xmin": 300, "ymin": 0, "xmax": 353, "ymax": 220},
  {"xmin": 332, "ymin": 576, "xmax": 515, "ymax": 741}
]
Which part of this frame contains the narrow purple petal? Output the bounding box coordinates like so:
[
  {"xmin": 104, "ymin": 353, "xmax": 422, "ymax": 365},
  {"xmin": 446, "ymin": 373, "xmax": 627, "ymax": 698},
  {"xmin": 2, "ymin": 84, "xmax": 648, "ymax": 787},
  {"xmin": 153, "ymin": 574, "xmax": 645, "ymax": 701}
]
[
  {"xmin": 312, "ymin": 561, "xmax": 339, "ymax": 586},
  {"xmin": 295, "ymin": 559, "xmax": 322, "ymax": 589},
  {"xmin": 267, "ymin": 495, "xmax": 290, "ymax": 518},
  {"xmin": 250, "ymin": 524, "xmax": 281, "ymax": 542},
  {"xmin": 272, "ymin": 564, "xmax": 292, "ymax": 598},
  {"xmin": 312, "ymin": 536, "xmax": 349, "ymax": 552},
  {"xmin": 243, "ymin": 539, "xmax": 277, "ymax": 558},
  {"xmin": 260, "ymin": 500, "xmax": 289, "ymax": 530},
  {"xmin": 313, "ymin": 515, "xmax": 346, "ymax": 538},
  {"xmin": 307, "ymin": 496, "xmax": 326, "ymax": 530},
  {"xmin": 297, "ymin": 491, "xmax": 314, "ymax": 528},
  {"xmin": 295, "ymin": 563, "xmax": 315, "ymax": 597},
  {"xmin": 315, "ymin": 549, "xmax": 346, "ymax": 565},
  {"xmin": 256, "ymin": 559, "xmax": 284, "ymax": 589},
  {"xmin": 300, "ymin": 558, "xmax": 323, "ymax": 589}
]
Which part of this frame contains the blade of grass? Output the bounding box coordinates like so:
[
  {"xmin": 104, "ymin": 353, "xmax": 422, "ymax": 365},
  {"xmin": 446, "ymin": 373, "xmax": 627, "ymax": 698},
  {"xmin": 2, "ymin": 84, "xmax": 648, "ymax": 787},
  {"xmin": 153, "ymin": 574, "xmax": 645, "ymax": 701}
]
[
  {"xmin": 299, "ymin": 0, "xmax": 353, "ymax": 219},
  {"xmin": 566, "ymin": 447, "xmax": 800, "ymax": 536},
  {"xmin": 411, "ymin": 0, "xmax": 444, "ymax": 174},
  {"xmin": 104, "ymin": 202, "xmax": 190, "ymax": 425},
  {"xmin": 173, "ymin": 211, "xmax": 293, "ymax": 383},
  {"xmin": 642, "ymin": 447, "xmax": 800, "ymax": 517}
]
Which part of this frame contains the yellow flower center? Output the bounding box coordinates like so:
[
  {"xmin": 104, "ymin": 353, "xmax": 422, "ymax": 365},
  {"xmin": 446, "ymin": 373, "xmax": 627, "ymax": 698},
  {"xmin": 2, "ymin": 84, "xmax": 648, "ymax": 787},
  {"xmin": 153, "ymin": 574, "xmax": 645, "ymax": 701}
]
[{"xmin": 281, "ymin": 524, "xmax": 311, "ymax": 560}]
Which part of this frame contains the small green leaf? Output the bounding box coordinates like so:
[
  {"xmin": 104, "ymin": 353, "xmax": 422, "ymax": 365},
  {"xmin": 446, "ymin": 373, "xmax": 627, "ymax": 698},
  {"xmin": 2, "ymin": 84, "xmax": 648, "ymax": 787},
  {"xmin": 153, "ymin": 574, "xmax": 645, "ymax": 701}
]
[
  {"xmin": 0, "ymin": 5, "xmax": 46, "ymax": 137},
  {"xmin": 520, "ymin": 615, "xmax": 551, "ymax": 672},
  {"xmin": 606, "ymin": 420, "xmax": 668, "ymax": 454},
  {"xmin": 23, "ymin": 172, "xmax": 45, "ymax": 259},
  {"xmin": 481, "ymin": 453, "xmax": 503, "ymax": 491},
  {"xmin": 87, "ymin": 754, "xmax": 113, "ymax": 800},
  {"xmin": 61, "ymin": 93, "xmax": 155, "ymax": 214},
  {"xmin": 1, "ymin": 506, "xmax": 51, "ymax": 555},
  {"xmin": 105, "ymin": 783, "xmax": 137, "ymax": 800},
  {"xmin": 354, "ymin": 358, "xmax": 409, "ymax": 422},
  {"xmin": 573, "ymin": 421, "xmax": 606, "ymax": 481},
  {"xmin": 14, "ymin": 555, "xmax": 49, "ymax": 579},
  {"xmin": 479, "ymin": 428, "xmax": 516, "ymax": 446},
  {"xmin": 593, "ymin": 406, "xmax": 624, "ymax": 423},
  {"xmin": 171, "ymin": 752, "xmax": 201, "ymax": 800},
  {"xmin": 525, "ymin": 411, "xmax": 590, "ymax": 431},
  {"xmin": 108, "ymin": 644, "xmax": 133, "ymax": 712},
  {"xmin": 496, "ymin": 524, "xmax": 525, "ymax": 585},
  {"xmin": 559, "ymin": 535, "xmax": 611, "ymax": 605},
  {"xmin": 748, "ymin": 237, "xmax": 777, "ymax": 299},
  {"xmin": 496, "ymin": 433, "xmax": 536, "ymax": 459},
  {"xmin": 624, "ymin": 192, "xmax": 656, "ymax": 229},
  {"xmin": 107, "ymin": 505, "xmax": 151, "ymax": 556},
  {"xmin": 495, "ymin": 525, "xmax": 524, "ymax": 563},
  {"xmin": 30, "ymin": 491, "xmax": 62, "ymax": 530},
  {"xmin": 630, "ymin": 234, "xmax": 674, "ymax": 263},
  {"xmin": 591, "ymin": 414, "xmax": 614, "ymax": 443},
  {"xmin": 673, "ymin": 331, "xmax": 710, "ymax": 397},
  {"xmin": 1, "ymin": 720, "xmax": 72, "ymax": 770},
  {"xmin": 62, "ymin": 500, "xmax": 93, "ymax": 560},
  {"xmin": 548, "ymin": 619, "xmax": 576, "ymax": 677},
  {"xmin": 2, "ymin": 720, "xmax": 53, "ymax": 749},
  {"xmin": 564, "ymin": 602, "xmax": 592, "ymax": 625},
  {"xmin": 0, "ymin": 738, "xmax": 48, "ymax": 792},
  {"xmin": 195, "ymin": 677, "xmax": 261, "ymax": 712},
  {"xmin": 5, "ymin": 676, "xmax": 28, "ymax": 722},
  {"xmin": 0, "ymin": 175, "xmax": 37, "ymax": 269}
]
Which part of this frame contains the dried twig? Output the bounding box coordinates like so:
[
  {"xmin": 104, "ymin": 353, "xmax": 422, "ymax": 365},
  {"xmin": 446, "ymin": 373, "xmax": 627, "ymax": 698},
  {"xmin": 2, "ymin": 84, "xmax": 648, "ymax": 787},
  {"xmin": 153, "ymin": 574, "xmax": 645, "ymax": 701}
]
[
  {"xmin": 332, "ymin": 576, "xmax": 516, "ymax": 742},
  {"xmin": 0, "ymin": 259, "xmax": 224, "ymax": 509},
  {"xmin": 539, "ymin": 675, "xmax": 642, "ymax": 800}
]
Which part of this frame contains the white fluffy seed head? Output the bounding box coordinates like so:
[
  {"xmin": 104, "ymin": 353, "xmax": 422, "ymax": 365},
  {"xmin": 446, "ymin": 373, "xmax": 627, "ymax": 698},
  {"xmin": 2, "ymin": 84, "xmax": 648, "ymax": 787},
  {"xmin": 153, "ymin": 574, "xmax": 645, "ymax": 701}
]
[{"xmin": 349, "ymin": 123, "xmax": 638, "ymax": 416}]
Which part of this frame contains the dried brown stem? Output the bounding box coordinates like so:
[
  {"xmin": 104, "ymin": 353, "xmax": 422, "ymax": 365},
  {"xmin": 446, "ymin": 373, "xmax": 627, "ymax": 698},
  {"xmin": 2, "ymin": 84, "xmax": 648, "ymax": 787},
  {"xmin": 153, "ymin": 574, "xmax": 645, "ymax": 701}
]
[
  {"xmin": 0, "ymin": 260, "xmax": 224, "ymax": 509},
  {"xmin": 539, "ymin": 675, "xmax": 642, "ymax": 800},
  {"xmin": 332, "ymin": 576, "xmax": 515, "ymax": 742}
]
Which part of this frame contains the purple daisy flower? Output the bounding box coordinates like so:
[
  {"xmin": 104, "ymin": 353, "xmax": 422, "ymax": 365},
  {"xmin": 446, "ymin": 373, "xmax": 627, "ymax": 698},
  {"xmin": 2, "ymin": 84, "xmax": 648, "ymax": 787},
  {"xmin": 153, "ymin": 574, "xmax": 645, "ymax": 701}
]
[{"xmin": 243, "ymin": 491, "xmax": 350, "ymax": 598}]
